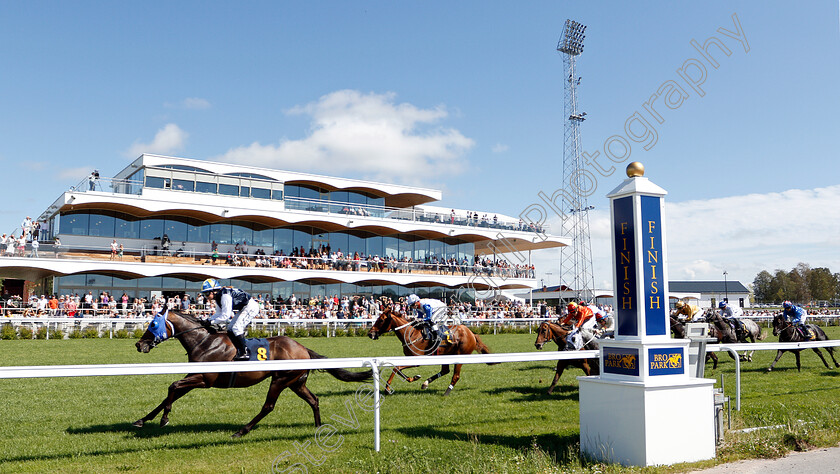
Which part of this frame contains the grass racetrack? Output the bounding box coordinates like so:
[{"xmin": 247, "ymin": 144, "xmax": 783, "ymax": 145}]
[{"xmin": 3, "ymin": 327, "xmax": 840, "ymax": 473}]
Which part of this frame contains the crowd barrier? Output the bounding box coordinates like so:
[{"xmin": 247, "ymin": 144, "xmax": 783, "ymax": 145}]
[{"xmin": 0, "ymin": 316, "xmax": 559, "ymax": 339}]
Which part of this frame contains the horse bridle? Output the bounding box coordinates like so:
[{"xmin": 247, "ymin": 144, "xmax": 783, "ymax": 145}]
[{"xmin": 146, "ymin": 310, "xmax": 207, "ymax": 347}]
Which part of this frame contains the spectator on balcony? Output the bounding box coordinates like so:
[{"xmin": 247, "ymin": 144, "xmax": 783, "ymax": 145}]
[
  {"xmin": 29, "ymin": 239, "xmax": 39, "ymax": 258},
  {"xmin": 88, "ymin": 170, "xmax": 100, "ymax": 191},
  {"xmin": 110, "ymin": 240, "xmax": 119, "ymax": 260},
  {"xmin": 16, "ymin": 234, "xmax": 26, "ymax": 257}
]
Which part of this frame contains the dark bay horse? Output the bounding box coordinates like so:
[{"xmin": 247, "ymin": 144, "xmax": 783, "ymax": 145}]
[
  {"xmin": 134, "ymin": 309, "xmax": 372, "ymax": 437},
  {"xmin": 534, "ymin": 321, "xmax": 599, "ymax": 395},
  {"xmin": 670, "ymin": 316, "xmax": 719, "ymax": 369},
  {"xmin": 706, "ymin": 313, "xmax": 766, "ymax": 361},
  {"xmin": 367, "ymin": 307, "xmax": 495, "ymax": 396},
  {"xmin": 767, "ymin": 313, "xmax": 840, "ymax": 372}
]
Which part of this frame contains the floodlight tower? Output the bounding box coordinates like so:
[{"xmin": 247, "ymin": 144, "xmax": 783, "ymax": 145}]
[{"xmin": 557, "ymin": 19, "xmax": 596, "ymax": 303}]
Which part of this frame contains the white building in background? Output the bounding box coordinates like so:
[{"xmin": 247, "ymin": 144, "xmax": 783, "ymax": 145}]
[{"xmin": 1, "ymin": 154, "xmax": 569, "ymax": 302}]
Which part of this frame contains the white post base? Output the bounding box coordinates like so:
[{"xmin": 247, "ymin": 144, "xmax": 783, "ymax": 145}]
[{"xmin": 578, "ymin": 376, "xmax": 716, "ymax": 466}]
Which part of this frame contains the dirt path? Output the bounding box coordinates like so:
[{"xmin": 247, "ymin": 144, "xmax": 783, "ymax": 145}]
[{"xmin": 691, "ymin": 445, "xmax": 840, "ymax": 473}]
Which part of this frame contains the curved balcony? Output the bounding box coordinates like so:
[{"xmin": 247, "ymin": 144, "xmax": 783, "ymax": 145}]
[{"xmin": 0, "ymin": 243, "xmax": 538, "ymax": 290}]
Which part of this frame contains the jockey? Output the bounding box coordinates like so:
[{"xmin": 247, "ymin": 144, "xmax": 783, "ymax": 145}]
[
  {"xmin": 592, "ymin": 304, "xmax": 613, "ymax": 338},
  {"xmin": 201, "ymin": 278, "xmax": 260, "ymax": 360},
  {"xmin": 407, "ymin": 294, "xmax": 447, "ymax": 342},
  {"xmin": 782, "ymin": 300, "xmax": 812, "ymax": 340},
  {"xmin": 562, "ymin": 301, "xmax": 596, "ymax": 348},
  {"xmin": 673, "ymin": 300, "xmax": 702, "ymax": 322},
  {"xmin": 718, "ymin": 301, "xmax": 744, "ymax": 340}
]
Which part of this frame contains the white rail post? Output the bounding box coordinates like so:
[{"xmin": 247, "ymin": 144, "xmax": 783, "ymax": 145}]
[{"xmin": 364, "ymin": 358, "xmax": 382, "ymax": 452}]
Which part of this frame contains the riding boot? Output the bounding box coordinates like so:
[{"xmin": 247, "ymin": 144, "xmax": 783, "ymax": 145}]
[{"xmin": 228, "ymin": 330, "xmax": 250, "ymax": 361}]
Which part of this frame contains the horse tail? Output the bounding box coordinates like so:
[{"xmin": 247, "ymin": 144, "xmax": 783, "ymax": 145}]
[
  {"xmin": 473, "ymin": 334, "xmax": 500, "ymax": 365},
  {"xmin": 306, "ymin": 349, "xmax": 373, "ymax": 382},
  {"xmin": 757, "ymin": 329, "xmax": 767, "ymax": 341}
]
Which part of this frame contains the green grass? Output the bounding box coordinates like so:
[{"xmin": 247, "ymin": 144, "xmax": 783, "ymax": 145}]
[{"xmin": 2, "ymin": 329, "xmax": 840, "ymax": 473}]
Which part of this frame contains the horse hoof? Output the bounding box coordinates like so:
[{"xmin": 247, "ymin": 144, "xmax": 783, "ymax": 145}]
[
  {"xmin": 160, "ymin": 419, "xmax": 169, "ymax": 428},
  {"xmin": 766, "ymin": 368, "xmax": 772, "ymax": 372},
  {"xmin": 231, "ymin": 431, "xmax": 244, "ymax": 438},
  {"xmin": 384, "ymin": 386, "xmax": 394, "ymax": 395},
  {"xmin": 421, "ymin": 381, "xmax": 429, "ymax": 390},
  {"xmin": 132, "ymin": 420, "xmax": 145, "ymax": 428}
]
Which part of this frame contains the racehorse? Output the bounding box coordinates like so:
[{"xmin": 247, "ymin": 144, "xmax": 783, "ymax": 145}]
[
  {"xmin": 134, "ymin": 309, "xmax": 372, "ymax": 437},
  {"xmin": 534, "ymin": 321, "xmax": 599, "ymax": 395},
  {"xmin": 767, "ymin": 313, "xmax": 840, "ymax": 372},
  {"xmin": 670, "ymin": 315, "xmax": 718, "ymax": 369},
  {"xmin": 705, "ymin": 313, "xmax": 766, "ymax": 362},
  {"xmin": 367, "ymin": 306, "xmax": 495, "ymax": 396}
]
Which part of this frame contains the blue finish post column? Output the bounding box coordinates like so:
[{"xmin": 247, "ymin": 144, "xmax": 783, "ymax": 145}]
[{"xmin": 578, "ymin": 162, "xmax": 716, "ymax": 467}]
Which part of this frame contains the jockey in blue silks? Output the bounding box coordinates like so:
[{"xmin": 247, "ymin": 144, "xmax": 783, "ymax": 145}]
[
  {"xmin": 782, "ymin": 300, "xmax": 812, "ymax": 340},
  {"xmin": 201, "ymin": 278, "xmax": 260, "ymax": 360},
  {"xmin": 407, "ymin": 294, "xmax": 447, "ymax": 342}
]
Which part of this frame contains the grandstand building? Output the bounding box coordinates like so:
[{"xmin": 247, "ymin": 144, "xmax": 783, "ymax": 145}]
[{"xmin": 2, "ymin": 154, "xmax": 568, "ymax": 303}]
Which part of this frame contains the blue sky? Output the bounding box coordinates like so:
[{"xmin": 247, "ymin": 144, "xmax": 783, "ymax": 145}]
[{"xmin": 1, "ymin": 1, "xmax": 838, "ymax": 290}]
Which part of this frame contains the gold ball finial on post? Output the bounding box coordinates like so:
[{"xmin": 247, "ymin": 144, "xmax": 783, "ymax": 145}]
[{"xmin": 626, "ymin": 162, "xmax": 645, "ymax": 178}]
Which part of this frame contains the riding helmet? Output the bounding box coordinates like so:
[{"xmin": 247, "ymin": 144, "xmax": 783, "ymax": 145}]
[
  {"xmin": 567, "ymin": 302, "xmax": 577, "ymax": 312},
  {"xmin": 718, "ymin": 301, "xmax": 727, "ymax": 308},
  {"xmin": 201, "ymin": 278, "xmax": 221, "ymax": 293},
  {"xmin": 675, "ymin": 301, "xmax": 685, "ymax": 309},
  {"xmin": 782, "ymin": 300, "xmax": 792, "ymax": 310},
  {"xmin": 407, "ymin": 294, "xmax": 420, "ymax": 305}
]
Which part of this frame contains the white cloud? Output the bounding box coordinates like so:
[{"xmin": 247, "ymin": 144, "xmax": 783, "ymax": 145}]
[
  {"xmin": 125, "ymin": 123, "xmax": 188, "ymax": 157},
  {"xmin": 56, "ymin": 166, "xmax": 94, "ymax": 181},
  {"xmin": 530, "ymin": 184, "xmax": 840, "ymax": 291},
  {"xmin": 215, "ymin": 90, "xmax": 474, "ymax": 184},
  {"xmin": 492, "ymin": 143, "xmax": 509, "ymax": 153},
  {"xmin": 164, "ymin": 97, "xmax": 211, "ymax": 110}
]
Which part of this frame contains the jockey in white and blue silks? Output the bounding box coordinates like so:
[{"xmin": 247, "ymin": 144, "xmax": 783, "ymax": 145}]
[
  {"xmin": 718, "ymin": 301, "xmax": 743, "ymax": 319},
  {"xmin": 407, "ymin": 294, "xmax": 447, "ymax": 341},
  {"xmin": 201, "ymin": 278, "xmax": 260, "ymax": 360},
  {"xmin": 718, "ymin": 301, "xmax": 745, "ymax": 340},
  {"xmin": 782, "ymin": 300, "xmax": 812, "ymax": 339}
]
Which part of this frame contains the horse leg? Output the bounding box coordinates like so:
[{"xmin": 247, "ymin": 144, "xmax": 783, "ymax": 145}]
[
  {"xmin": 767, "ymin": 349, "xmax": 786, "ymax": 372},
  {"xmin": 134, "ymin": 373, "xmax": 207, "ymax": 428},
  {"xmin": 811, "ymin": 348, "xmax": 832, "ymax": 369},
  {"xmin": 826, "ymin": 347, "xmax": 840, "ymax": 368},
  {"xmin": 443, "ymin": 364, "xmax": 462, "ymax": 396},
  {"xmin": 795, "ymin": 350, "xmax": 802, "ymax": 371},
  {"xmin": 385, "ymin": 365, "xmax": 421, "ymax": 394},
  {"xmin": 706, "ymin": 352, "xmax": 718, "ymax": 370},
  {"xmin": 233, "ymin": 374, "xmax": 290, "ymax": 438},
  {"xmin": 421, "ymin": 364, "xmax": 449, "ymax": 390},
  {"xmin": 547, "ymin": 360, "xmax": 567, "ymax": 395}
]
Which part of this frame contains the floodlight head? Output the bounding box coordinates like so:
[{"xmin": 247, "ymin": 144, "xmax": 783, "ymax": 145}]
[{"xmin": 557, "ymin": 19, "xmax": 586, "ymax": 56}]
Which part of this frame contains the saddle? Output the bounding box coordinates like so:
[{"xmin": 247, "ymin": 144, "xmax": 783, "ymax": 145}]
[
  {"xmin": 413, "ymin": 320, "xmax": 453, "ymax": 346},
  {"xmin": 795, "ymin": 324, "xmax": 814, "ymax": 341},
  {"xmin": 726, "ymin": 318, "xmax": 745, "ymax": 339}
]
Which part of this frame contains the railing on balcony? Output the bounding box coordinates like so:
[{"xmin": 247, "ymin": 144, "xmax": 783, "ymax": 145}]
[
  {"xmin": 65, "ymin": 173, "xmax": 545, "ymax": 234},
  {"xmin": 4, "ymin": 242, "xmax": 537, "ymax": 280}
]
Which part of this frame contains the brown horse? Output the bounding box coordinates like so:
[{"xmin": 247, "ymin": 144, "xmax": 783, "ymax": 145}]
[
  {"xmin": 134, "ymin": 309, "xmax": 372, "ymax": 437},
  {"xmin": 367, "ymin": 307, "xmax": 494, "ymax": 396},
  {"xmin": 533, "ymin": 321, "xmax": 599, "ymax": 395}
]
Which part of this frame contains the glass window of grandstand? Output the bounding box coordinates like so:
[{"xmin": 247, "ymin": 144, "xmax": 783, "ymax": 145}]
[
  {"xmin": 59, "ymin": 212, "xmax": 89, "ymax": 236},
  {"xmin": 196, "ymin": 180, "xmax": 216, "ymax": 194},
  {"xmin": 218, "ymin": 183, "xmax": 238, "ymax": 196}
]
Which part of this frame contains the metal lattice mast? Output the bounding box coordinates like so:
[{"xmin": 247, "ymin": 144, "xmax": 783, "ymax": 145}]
[{"xmin": 557, "ymin": 19, "xmax": 595, "ymax": 302}]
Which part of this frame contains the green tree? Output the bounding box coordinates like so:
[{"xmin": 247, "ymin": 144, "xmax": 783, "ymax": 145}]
[
  {"xmin": 808, "ymin": 267, "xmax": 835, "ymax": 301},
  {"xmin": 788, "ymin": 263, "xmax": 811, "ymax": 303},
  {"xmin": 753, "ymin": 270, "xmax": 773, "ymax": 304},
  {"xmin": 769, "ymin": 269, "xmax": 790, "ymax": 303}
]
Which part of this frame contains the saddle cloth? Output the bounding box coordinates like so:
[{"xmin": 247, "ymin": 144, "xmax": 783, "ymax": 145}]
[{"xmin": 244, "ymin": 338, "xmax": 270, "ymax": 361}]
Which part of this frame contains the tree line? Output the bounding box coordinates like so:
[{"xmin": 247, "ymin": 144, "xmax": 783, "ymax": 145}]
[{"xmin": 753, "ymin": 263, "xmax": 839, "ymax": 304}]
